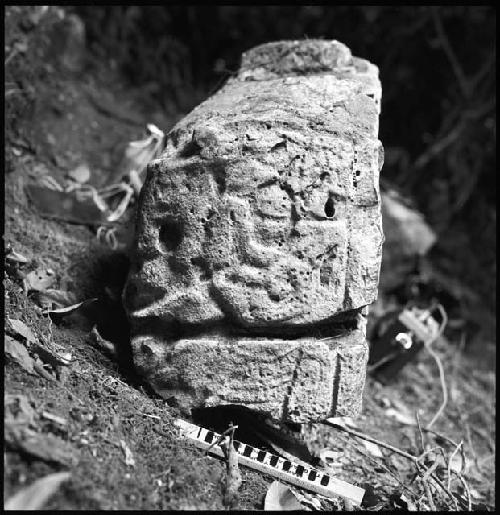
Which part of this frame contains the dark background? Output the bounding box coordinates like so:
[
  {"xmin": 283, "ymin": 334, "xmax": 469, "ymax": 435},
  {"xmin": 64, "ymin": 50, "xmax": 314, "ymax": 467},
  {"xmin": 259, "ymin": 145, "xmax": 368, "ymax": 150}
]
[{"xmin": 76, "ymin": 5, "xmax": 496, "ymax": 307}]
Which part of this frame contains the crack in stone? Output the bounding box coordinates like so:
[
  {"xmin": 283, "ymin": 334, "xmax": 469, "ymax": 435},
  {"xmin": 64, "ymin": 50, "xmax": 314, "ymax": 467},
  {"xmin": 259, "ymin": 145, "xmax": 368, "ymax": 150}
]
[{"xmin": 281, "ymin": 347, "xmax": 304, "ymax": 421}]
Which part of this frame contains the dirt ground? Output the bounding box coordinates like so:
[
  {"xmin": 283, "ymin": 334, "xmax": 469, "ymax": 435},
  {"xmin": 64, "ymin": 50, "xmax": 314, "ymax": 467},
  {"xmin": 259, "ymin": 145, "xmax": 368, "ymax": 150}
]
[{"xmin": 4, "ymin": 7, "xmax": 495, "ymax": 511}]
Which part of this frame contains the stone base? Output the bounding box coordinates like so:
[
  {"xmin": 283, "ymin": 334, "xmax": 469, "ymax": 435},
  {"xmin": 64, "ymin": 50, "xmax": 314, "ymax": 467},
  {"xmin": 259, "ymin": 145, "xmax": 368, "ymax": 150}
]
[{"xmin": 132, "ymin": 328, "xmax": 369, "ymax": 423}]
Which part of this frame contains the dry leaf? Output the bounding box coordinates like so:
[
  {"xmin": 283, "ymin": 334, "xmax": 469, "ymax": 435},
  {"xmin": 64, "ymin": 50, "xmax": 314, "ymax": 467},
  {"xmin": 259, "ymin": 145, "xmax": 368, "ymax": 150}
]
[
  {"xmin": 44, "ymin": 297, "xmax": 98, "ymax": 315},
  {"xmin": 41, "ymin": 411, "xmax": 67, "ymax": 427},
  {"xmin": 361, "ymin": 440, "xmax": 383, "ymax": 458},
  {"xmin": 120, "ymin": 440, "xmax": 135, "ymax": 467},
  {"xmin": 4, "ymin": 472, "xmax": 71, "ymax": 510},
  {"xmin": 123, "ymin": 123, "xmax": 164, "ymax": 185},
  {"xmin": 8, "ymin": 318, "xmax": 36, "ymax": 343},
  {"xmin": 67, "ymin": 163, "xmax": 91, "ymax": 184},
  {"xmin": 6, "ymin": 250, "xmax": 28, "ymax": 264},
  {"xmin": 23, "ymin": 268, "xmax": 57, "ymax": 292},
  {"xmin": 31, "ymin": 342, "xmax": 72, "ymax": 367},
  {"xmin": 384, "ymin": 408, "xmax": 415, "ymax": 426},
  {"xmin": 5, "ymin": 335, "xmax": 36, "ymax": 375},
  {"xmin": 264, "ymin": 481, "xmax": 303, "ymax": 511}
]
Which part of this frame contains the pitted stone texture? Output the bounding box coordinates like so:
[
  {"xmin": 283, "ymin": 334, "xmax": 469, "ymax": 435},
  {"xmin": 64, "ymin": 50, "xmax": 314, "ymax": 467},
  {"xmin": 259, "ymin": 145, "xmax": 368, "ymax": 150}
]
[
  {"xmin": 124, "ymin": 40, "xmax": 383, "ymax": 421},
  {"xmin": 126, "ymin": 40, "xmax": 383, "ymax": 331},
  {"xmin": 131, "ymin": 327, "xmax": 368, "ymax": 423}
]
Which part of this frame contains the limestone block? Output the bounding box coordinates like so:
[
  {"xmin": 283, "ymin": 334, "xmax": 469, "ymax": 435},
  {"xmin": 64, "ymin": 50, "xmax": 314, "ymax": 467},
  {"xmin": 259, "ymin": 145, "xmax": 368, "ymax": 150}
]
[
  {"xmin": 124, "ymin": 40, "xmax": 383, "ymax": 421},
  {"xmin": 130, "ymin": 326, "xmax": 368, "ymax": 423}
]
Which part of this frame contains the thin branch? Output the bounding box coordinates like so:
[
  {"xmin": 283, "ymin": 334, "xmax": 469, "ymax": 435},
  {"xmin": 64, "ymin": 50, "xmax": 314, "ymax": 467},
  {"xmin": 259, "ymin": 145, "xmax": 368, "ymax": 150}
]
[
  {"xmin": 413, "ymin": 119, "xmax": 466, "ymax": 171},
  {"xmin": 321, "ymin": 420, "xmax": 417, "ymax": 462},
  {"xmin": 431, "ymin": 7, "xmax": 470, "ymax": 98},
  {"xmin": 415, "ymin": 411, "xmax": 425, "ymax": 455},
  {"xmin": 447, "ymin": 441, "xmax": 463, "ymax": 491},
  {"xmin": 425, "ymin": 343, "xmax": 448, "ymax": 429}
]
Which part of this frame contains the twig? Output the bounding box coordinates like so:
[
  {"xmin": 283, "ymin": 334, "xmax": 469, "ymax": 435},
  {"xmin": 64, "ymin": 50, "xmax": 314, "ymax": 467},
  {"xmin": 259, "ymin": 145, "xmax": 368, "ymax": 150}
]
[
  {"xmin": 321, "ymin": 420, "xmax": 417, "ymax": 462},
  {"xmin": 431, "ymin": 7, "xmax": 470, "ymax": 97},
  {"xmin": 416, "ymin": 445, "xmax": 447, "ymax": 465},
  {"xmin": 422, "ymin": 479, "xmax": 436, "ymax": 511},
  {"xmin": 425, "ymin": 344, "xmax": 448, "ymax": 429},
  {"xmin": 205, "ymin": 424, "xmax": 239, "ymax": 455},
  {"xmin": 425, "ymin": 304, "xmax": 448, "ymax": 430},
  {"xmin": 415, "ymin": 411, "xmax": 425, "ymax": 455},
  {"xmin": 220, "ymin": 424, "xmax": 242, "ymax": 509},
  {"xmin": 421, "ymin": 460, "xmax": 439, "ymax": 483},
  {"xmin": 338, "ymin": 432, "xmax": 419, "ymax": 500},
  {"xmin": 446, "ymin": 441, "xmax": 463, "ymax": 491},
  {"xmin": 324, "ymin": 420, "xmax": 462, "ymax": 510},
  {"xmin": 413, "ymin": 119, "xmax": 466, "ymax": 171}
]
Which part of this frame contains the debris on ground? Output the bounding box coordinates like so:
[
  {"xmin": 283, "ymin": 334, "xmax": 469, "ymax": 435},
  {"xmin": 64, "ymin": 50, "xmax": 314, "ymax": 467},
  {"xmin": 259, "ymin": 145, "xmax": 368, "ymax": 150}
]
[
  {"xmin": 120, "ymin": 440, "xmax": 136, "ymax": 468},
  {"xmin": 89, "ymin": 325, "xmax": 116, "ymax": 356},
  {"xmin": 23, "ymin": 267, "xmax": 57, "ymax": 293},
  {"xmin": 264, "ymin": 481, "xmax": 303, "ymax": 510}
]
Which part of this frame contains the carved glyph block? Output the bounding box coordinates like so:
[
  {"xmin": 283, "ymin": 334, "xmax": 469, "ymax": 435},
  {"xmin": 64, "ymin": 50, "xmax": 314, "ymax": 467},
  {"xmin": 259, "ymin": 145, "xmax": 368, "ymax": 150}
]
[{"xmin": 124, "ymin": 40, "xmax": 383, "ymax": 422}]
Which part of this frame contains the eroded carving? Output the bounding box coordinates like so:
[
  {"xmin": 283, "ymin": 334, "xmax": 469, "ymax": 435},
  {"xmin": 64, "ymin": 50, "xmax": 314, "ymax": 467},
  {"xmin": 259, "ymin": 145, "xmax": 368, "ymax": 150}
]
[{"xmin": 124, "ymin": 40, "xmax": 383, "ymax": 422}]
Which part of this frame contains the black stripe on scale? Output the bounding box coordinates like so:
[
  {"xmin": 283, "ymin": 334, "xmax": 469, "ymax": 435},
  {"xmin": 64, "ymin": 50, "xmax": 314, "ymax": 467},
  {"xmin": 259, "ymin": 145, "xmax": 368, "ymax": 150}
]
[
  {"xmin": 204, "ymin": 431, "xmax": 215, "ymax": 443},
  {"xmin": 269, "ymin": 455, "xmax": 279, "ymax": 467},
  {"xmin": 233, "ymin": 440, "xmax": 241, "ymax": 452},
  {"xmin": 257, "ymin": 450, "xmax": 267, "ymax": 462},
  {"xmin": 308, "ymin": 470, "xmax": 317, "ymax": 481},
  {"xmin": 242, "ymin": 445, "xmax": 253, "ymax": 457},
  {"xmin": 282, "ymin": 460, "xmax": 292, "ymax": 471},
  {"xmin": 295, "ymin": 465, "xmax": 305, "ymax": 477},
  {"xmin": 320, "ymin": 475, "xmax": 330, "ymax": 486}
]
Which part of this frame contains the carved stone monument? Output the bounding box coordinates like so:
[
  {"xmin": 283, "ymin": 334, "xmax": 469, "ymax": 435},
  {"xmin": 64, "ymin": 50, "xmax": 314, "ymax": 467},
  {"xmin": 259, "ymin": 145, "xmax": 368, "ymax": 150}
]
[{"xmin": 124, "ymin": 40, "xmax": 384, "ymax": 423}]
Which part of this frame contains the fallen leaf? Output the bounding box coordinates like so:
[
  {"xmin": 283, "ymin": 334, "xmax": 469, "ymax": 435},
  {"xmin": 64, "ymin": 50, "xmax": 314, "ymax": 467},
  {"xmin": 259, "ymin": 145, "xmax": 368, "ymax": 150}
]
[
  {"xmin": 120, "ymin": 440, "xmax": 135, "ymax": 467},
  {"xmin": 361, "ymin": 440, "xmax": 384, "ymax": 458},
  {"xmin": 5, "ymin": 335, "xmax": 36, "ymax": 375},
  {"xmin": 67, "ymin": 163, "xmax": 90, "ymax": 184},
  {"xmin": 44, "ymin": 297, "xmax": 98, "ymax": 316},
  {"xmin": 7, "ymin": 318, "xmax": 36, "ymax": 343},
  {"xmin": 4, "ymin": 472, "xmax": 71, "ymax": 510},
  {"xmin": 384, "ymin": 408, "xmax": 415, "ymax": 426},
  {"xmin": 23, "ymin": 267, "xmax": 57, "ymax": 292},
  {"xmin": 264, "ymin": 481, "xmax": 303, "ymax": 511},
  {"xmin": 6, "ymin": 250, "xmax": 28, "ymax": 264},
  {"xmin": 122, "ymin": 123, "xmax": 164, "ymax": 187},
  {"xmin": 41, "ymin": 411, "xmax": 67, "ymax": 427},
  {"xmin": 31, "ymin": 342, "xmax": 72, "ymax": 367}
]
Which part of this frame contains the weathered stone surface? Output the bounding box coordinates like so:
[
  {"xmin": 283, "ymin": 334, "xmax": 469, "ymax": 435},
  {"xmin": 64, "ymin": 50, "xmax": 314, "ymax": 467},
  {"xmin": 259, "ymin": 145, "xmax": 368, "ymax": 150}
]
[
  {"xmin": 124, "ymin": 40, "xmax": 383, "ymax": 421},
  {"xmin": 130, "ymin": 322, "xmax": 368, "ymax": 423}
]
